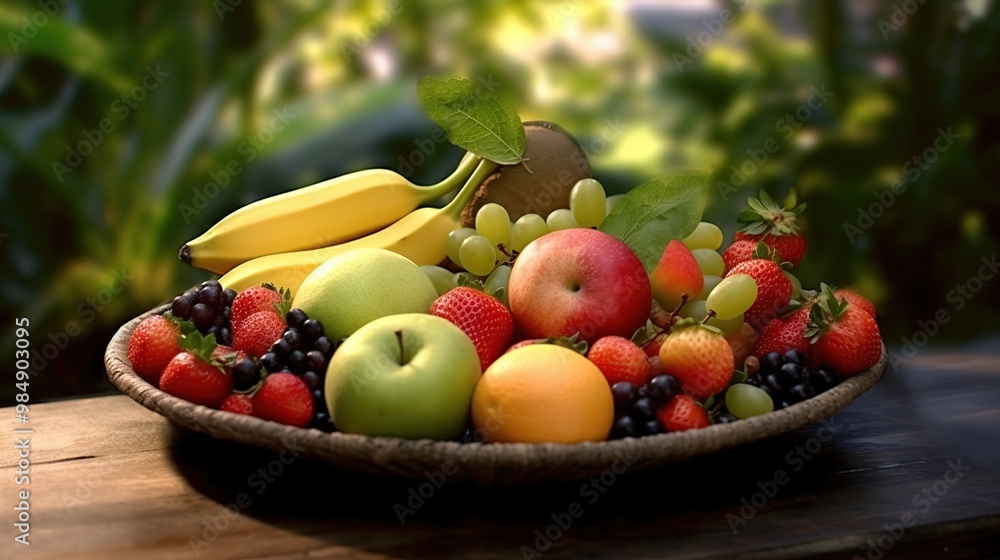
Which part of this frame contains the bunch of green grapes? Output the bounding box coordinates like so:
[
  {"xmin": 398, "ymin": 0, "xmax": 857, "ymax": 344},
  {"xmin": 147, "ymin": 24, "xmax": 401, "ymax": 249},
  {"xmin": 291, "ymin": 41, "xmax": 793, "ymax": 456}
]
[{"xmin": 678, "ymin": 222, "xmax": 749, "ymax": 335}]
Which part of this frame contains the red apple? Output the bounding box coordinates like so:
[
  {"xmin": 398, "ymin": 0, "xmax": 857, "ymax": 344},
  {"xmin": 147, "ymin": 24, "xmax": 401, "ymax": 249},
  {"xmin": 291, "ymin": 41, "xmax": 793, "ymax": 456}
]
[
  {"xmin": 649, "ymin": 240, "xmax": 703, "ymax": 311},
  {"xmin": 508, "ymin": 229, "xmax": 651, "ymax": 345}
]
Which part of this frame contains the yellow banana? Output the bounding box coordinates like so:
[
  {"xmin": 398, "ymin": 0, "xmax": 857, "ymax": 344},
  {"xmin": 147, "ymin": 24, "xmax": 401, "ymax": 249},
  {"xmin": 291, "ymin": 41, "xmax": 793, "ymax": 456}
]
[
  {"xmin": 218, "ymin": 159, "xmax": 499, "ymax": 294},
  {"xmin": 180, "ymin": 154, "xmax": 482, "ymax": 274}
]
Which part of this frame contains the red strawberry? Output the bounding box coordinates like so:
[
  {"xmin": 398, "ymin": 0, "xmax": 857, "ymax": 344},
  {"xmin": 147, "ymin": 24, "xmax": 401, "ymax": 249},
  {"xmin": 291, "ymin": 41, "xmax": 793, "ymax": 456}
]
[
  {"xmin": 159, "ymin": 331, "xmax": 232, "ymax": 408},
  {"xmin": 658, "ymin": 323, "xmax": 734, "ymax": 400},
  {"xmin": 232, "ymin": 310, "xmax": 286, "ymax": 358},
  {"xmin": 657, "ymin": 394, "xmax": 710, "ymax": 432},
  {"xmin": 642, "ymin": 332, "xmax": 669, "ymax": 358},
  {"xmin": 806, "ymin": 285, "xmax": 883, "ymax": 375},
  {"xmin": 212, "ymin": 344, "xmax": 247, "ymax": 375},
  {"xmin": 752, "ymin": 306, "xmax": 812, "ymax": 359},
  {"xmin": 726, "ymin": 258, "xmax": 792, "ymax": 328},
  {"xmin": 834, "ymin": 288, "xmax": 877, "ymax": 318},
  {"xmin": 722, "ymin": 239, "xmax": 758, "ymax": 274},
  {"xmin": 220, "ymin": 393, "xmax": 254, "ymax": 415},
  {"xmin": 252, "ymin": 372, "xmax": 313, "ymax": 428},
  {"xmin": 127, "ymin": 315, "xmax": 182, "ymax": 385},
  {"xmin": 430, "ymin": 287, "xmax": 514, "ymax": 370},
  {"xmin": 733, "ymin": 188, "xmax": 807, "ymax": 265},
  {"xmin": 588, "ymin": 336, "xmax": 652, "ymax": 386},
  {"xmin": 230, "ymin": 284, "xmax": 291, "ymax": 331}
]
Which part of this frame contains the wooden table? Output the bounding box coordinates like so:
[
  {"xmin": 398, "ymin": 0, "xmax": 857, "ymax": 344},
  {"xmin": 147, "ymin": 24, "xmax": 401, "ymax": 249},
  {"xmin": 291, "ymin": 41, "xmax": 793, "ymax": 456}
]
[{"xmin": 4, "ymin": 350, "xmax": 1000, "ymax": 560}]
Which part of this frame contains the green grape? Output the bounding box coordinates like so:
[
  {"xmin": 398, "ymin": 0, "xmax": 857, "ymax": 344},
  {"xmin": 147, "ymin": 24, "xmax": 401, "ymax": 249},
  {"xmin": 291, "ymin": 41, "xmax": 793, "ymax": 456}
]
[
  {"xmin": 459, "ymin": 235, "xmax": 497, "ymax": 276},
  {"xmin": 605, "ymin": 194, "xmax": 623, "ymax": 216},
  {"xmin": 692, "ymin": 248, "xmax": 725, "ymax": 277},
  {"xmin": 682, "ymin": 221, "xmax": 724, "ymax": 251},
  {"xmin": 484, "ymin": 264, "xmax": 512, "ymax": 307},
  {"xmin": 706, "ymin": 274, "xmax": 758, "ymax": 320},
  {"xmin": 510, "ymin": 214, "xmax": 548, "ymax": 253},
  {"xmin": 546, "ymin": 208, "xmax": 579, "ymax": 231},
  {"xmin": 711, "ymin": 313, "xmax": 744, "ymax": 335},
  {"xmin": 725, "ymin": 384, "xmax": 774, "ymax": 419},
  {"xmin": 447, "ymin": 227, "xmax": 477, "ymax": 266},
  {"xmin": 679, "ymin": 299, "xmax": 710, "ymax": 321},
  {"xmin": 783, "ymin": 270, "xmax": 802, "ymax": 300},
  {"xmin": 569, "ymin": 178, "xmax": 607, "ymax": 228},
  {"xmin": 700, "ymin": 275, "xmax": 723, "ymax": 300},
  {"xmin": 679, "ymin": 300, "xmax": 743, "ymax": 335},
  {"xmin": 475, "ymin": 203, "xmax": 511, "ymax": 259},
  {"xmin": 420, "ymin": 265, "xmax": 457, "ymax": 297}
]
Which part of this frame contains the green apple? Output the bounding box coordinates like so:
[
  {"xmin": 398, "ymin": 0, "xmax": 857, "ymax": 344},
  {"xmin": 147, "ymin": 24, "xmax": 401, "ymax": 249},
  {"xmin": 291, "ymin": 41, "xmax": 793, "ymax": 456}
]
[
  {"xmin": 292, "ymin": 248, "xmax": 437, "ymax": 341},
  {"xmin": 325, "ymin": 313, "xmax": 481, "ymax": 440}
]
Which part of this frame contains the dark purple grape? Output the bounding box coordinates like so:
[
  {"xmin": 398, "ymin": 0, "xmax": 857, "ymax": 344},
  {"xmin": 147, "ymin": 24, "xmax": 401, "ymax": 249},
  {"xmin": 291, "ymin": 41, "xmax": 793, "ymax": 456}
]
[
  {"xmin": 286, "ymin": 308, "xmax": 308, "ymax": 328},
  {"xmin": 314, "ymin": 412, "xmax": 334, "ymax": 432},
  {"xmin": 763, "ymin": 373, "xmax": 783, "ymax": 394},
  {"xmin": 191, "ymin": 303, "xmax": 214, "ymax": 330},
  {"xmin": 763, "ymin": 352, "xmax": 783, "ymax": 371},
  {"xmin": 778, "ymin": 400, "xmax": 791, "ymax": 410},
  {"xmin": 198, "ymin": 283, "xmax": 223, "ymax": 310},
  {"xmin": 218, "ymin": 327, "xmax": 232, "ymax": 347},
  {"xmin": 778, "ymin": 362, "xmax": 802, "ymax": 385},
  {"xmin": 306, "ymin": 350, "xmax": 325, "ymax": 372},
  {"xmin": 637, "ymin": 385, "xmax": 650, "ymax": 398},
  {"xmin": 302, "ymin": 371, "xmax": 322, "ymax": 391},
  {"xmin": 631, "ymin": 397, "xmax": 656, "ymax": 420},
  {"xmin": 200, "ymin": 280, "xmax": 222, "ymax": 292},
  {"xmin": 260, "ymin": 352, "xmax": 282, "ymax": 373},
  {"xmin": 808, "ymin": 368, "xmax": 836, "ymax": 392},
  {"xmin": 610, "ymin": 415, "xmax": 636, "ymax": 439},
  {"xmin": 271, "ymin": 338, "xmax": 292, "ymax": 359},
  {"xmin": 611, "ymin": 382, "xmax": 637, "ymax": 408},
  {"xmin": 171, "ymin": 295, "xmax": 193, "ymax": 319},
  {"xmin": 313, "ymin": 336, "xmax": 334, "ymax": 357},
  {"xmin": 312, "ymin": 389, "xmax": 324, "ymax": 407},
  {"xmin": 300, "ymin": 319, "xmax": 323, "ymax": 341},
  {"xmin": 223, "ymin": 288, "xmax": 237, "ymax": 305},
  {"xmin": 787, "ymin": 384, "xmax": 811, "ymax": 403},
  {"xmin": 783, "ymin": 349, "xmax": 805, "ymax": 365},
  {"xmin": 647, "ymin": 375, "xmax": 680, "ymax": 405},
  {"xmin": 714, "ymin": 412, "xmax": 737, "ymax": 424},
  {"xmin": 282, "ymin": 329, "xmax": 302, "ymax": 350},
  {"xmin": 233, "ymin": 358, "xmax": 261, "ymax": 391},
  {"xmin": 289, "ymin": 350, "xmax": 307, "ymax": 373},
  {"xmin": 643, "ymin": 419, "xmax": 664, "ymax": 435},
  {"xmin": 213, "ymin": 313, "xmax": 226, "ymax": 328}
]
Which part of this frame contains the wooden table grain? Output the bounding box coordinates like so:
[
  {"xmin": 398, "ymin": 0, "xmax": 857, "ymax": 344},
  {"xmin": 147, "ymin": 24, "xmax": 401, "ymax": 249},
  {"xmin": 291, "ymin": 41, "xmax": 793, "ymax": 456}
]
[{"xmin": 4, "ymin": 350, "xmax": 1000, "ymax": 560}]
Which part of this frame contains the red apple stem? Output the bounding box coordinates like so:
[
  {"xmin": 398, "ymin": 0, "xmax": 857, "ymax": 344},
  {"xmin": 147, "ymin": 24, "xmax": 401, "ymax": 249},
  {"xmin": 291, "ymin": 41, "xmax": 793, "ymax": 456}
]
[{"xmin": 394, "ymin": 330, "xmax": 404, "ymax": 366}]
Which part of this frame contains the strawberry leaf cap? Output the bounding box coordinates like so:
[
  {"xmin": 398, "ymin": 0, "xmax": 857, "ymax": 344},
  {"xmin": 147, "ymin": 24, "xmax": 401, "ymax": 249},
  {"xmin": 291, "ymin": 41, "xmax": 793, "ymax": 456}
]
[
  {"xmin": 804, "ymin": 283, "xmax": 849, "ymax": 340},
  {"xmin": 456, "ymin": 274, "xmax": 485, "ymax": 291},
  {"xmin": 738, "ymin": 188, "xmax": 806, "ymax": 236},
  {"xmin": 163, "ymin": 311, "xmax": 198, "ymax": 336},
  {"xmin": 177, "ymin": 329, "xmax": 222, "ymax": 370}
]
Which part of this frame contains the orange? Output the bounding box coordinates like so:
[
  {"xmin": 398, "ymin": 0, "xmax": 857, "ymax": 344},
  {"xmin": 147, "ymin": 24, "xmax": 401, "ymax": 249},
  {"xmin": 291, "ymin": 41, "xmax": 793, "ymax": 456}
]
[{"xmin": 471, "ymin": 344, "xmax": 614, "ymax": 444}]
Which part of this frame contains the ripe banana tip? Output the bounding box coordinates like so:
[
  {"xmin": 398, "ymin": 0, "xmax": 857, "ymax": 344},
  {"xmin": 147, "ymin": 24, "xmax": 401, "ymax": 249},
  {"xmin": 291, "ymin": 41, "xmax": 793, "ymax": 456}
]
[{"xmin": 178, "ymin": 244, "xmax": 192, "ymax": 265}]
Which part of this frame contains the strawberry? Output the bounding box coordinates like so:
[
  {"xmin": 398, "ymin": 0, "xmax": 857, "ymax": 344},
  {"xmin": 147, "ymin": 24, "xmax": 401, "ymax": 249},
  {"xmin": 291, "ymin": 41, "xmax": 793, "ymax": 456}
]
[
  {"xmin": 726, "ymin": 256, "xmax": 792, "ymax": 328},
  {"xmin": 658, "ymin": 323, "xmax": 734, "ymax": 400},
  {"xmin": 230, "ymin": 284, "xmax": 291, "ymax": 331},
  {"xmin": 232, "ymin": 310, "xmax": 286, "ymax": 359},
  {"xmin": 212, "ymin": 344, "xmax": 247, "ymax": 375},
  {"xmin": 806, "ymin": 285, "xmax": 883, "ymax": 375},
  {"xmin": 733, "ymin": 188, "xmax": 807, "ymax": 265},
  {"xmin": 588, "ymin": 336, "xmax": 652, "ymax": 386},
  {"xmin": 752, "ymin": 306, "xmax": 812, "ymax": 359},
  {"xmin": 127, "ymin": 315, "xmax": 182, "ymax": 385},
  {"xmin": 159, "ymin": 331, "xmax": 232, "ymax": 408},
  {"xmin": 252, "ymin": 372, "xmax": 314, "ymax": 428},
  {"xmin": 657, "ymin": 394, "xmax": 710, "ymax": 432},
  {"xmin": 721, "ymin": 239, "xmax": 758, "ymax": 274},
  {"xmin": 834, "ymin": 288, "xmax": 877, "ymax": 318},
  {"xmin": 642, "ymin": 332, "xmax": 669, "ymax": 358},
  {"xmin": 220, "ymin": 393, "xmax": 254, "ymax": 415},
  {"xmin": 429, "ymin": 287, "xmax": 514, "ymax": 370}
]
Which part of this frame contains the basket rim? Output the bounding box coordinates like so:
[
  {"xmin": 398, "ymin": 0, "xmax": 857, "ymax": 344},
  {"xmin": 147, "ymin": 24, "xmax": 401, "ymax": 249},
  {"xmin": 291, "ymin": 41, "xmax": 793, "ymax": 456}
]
[{"xmin": 105, "ymin": 301, "xmax": 887, "ymax": 481}]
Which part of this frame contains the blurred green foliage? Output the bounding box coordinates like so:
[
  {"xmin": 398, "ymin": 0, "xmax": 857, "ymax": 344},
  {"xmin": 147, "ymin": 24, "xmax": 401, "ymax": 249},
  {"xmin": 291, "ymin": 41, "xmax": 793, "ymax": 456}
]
[{"xmin": 1, "ymin": 0, "xmax": 997, "ymax": 403}]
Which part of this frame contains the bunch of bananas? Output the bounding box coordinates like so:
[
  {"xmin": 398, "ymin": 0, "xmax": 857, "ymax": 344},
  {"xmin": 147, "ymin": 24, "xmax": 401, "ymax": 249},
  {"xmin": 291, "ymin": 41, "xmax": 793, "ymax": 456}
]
[{"xmin": 180, "ymin": 154, "xmax": 498, "ymax": 294}]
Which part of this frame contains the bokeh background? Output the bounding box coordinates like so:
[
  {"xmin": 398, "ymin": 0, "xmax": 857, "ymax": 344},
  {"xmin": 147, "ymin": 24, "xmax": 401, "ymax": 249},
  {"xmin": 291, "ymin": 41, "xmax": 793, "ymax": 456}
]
[{"xmin": 2, "ymin": 0, "xmax": 998, "ymax": 404}]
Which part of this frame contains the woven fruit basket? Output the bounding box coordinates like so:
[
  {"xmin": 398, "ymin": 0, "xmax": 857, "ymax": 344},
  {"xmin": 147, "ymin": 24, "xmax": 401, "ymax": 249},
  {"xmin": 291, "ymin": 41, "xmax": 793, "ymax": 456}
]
[{"xmin": 106, "ymin": 301, "xmax": 887, "ymax": 485}]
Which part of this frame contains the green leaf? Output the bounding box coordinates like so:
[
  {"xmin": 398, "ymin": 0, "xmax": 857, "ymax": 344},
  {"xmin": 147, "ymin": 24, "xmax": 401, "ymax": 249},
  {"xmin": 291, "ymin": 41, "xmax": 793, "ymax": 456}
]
[
  {"xmin": 599, "ymin": 171, "xmax": 709, "ymax": 273},
  {"xmin": 417, "ymin": 75, "xmax": 525, "ymax": 165}
]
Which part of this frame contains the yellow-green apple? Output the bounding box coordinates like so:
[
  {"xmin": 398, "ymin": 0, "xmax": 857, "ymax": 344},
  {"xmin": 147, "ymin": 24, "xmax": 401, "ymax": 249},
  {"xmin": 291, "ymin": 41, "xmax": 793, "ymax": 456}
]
[
  {"xmin": 649, "ymin": 240, "xmax": 704, "ymax": 310},
  {"xmin": 324, "ymin": 313, "xmax": 481, "ymax": 440},
  {"xmin": 508, "ymin": 229, "xmax": 651, "ymax": 344}
]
